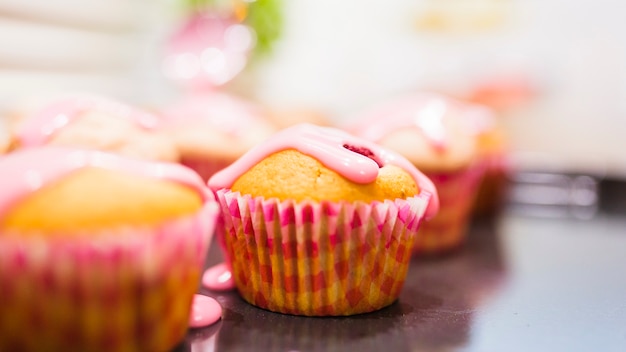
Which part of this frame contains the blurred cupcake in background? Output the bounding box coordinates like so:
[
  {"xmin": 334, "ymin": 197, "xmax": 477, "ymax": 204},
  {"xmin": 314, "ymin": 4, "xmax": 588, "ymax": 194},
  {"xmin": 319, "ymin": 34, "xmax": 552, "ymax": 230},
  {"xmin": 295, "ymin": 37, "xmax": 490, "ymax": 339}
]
[
  {"xmin": 6, "ymin": 93, "xmax": 179, "ymax": 162},
  {"xmin": 349, "ymin": 92, "xmax": 485, "ymax": 255},
  {"xmin": 158, "ymin": 92, "xmax": 277, "ymax": 181}
]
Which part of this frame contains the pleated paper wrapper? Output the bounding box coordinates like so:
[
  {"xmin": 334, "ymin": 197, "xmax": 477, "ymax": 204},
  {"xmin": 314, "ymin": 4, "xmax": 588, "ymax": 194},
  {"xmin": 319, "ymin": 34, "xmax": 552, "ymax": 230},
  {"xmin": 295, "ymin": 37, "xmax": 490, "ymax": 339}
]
[
  {"xmin": 414, "ymin": 164, "xmax": 485, "ymax": 255},
  {"xmin": 0, "ymin": 202, "xmax": 218, "ymax": 352},
  {"xmin": 215, "ymin": 189, "xmax": 432, "ymax": 316}
]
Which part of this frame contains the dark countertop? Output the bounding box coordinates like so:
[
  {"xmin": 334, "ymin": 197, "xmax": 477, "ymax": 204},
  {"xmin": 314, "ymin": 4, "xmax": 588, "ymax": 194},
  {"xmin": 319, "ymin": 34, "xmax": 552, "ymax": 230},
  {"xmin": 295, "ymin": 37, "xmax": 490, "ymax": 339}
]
[{"xmin": 176, "ymin": 212, "xmax": 626, "ymax": 352}]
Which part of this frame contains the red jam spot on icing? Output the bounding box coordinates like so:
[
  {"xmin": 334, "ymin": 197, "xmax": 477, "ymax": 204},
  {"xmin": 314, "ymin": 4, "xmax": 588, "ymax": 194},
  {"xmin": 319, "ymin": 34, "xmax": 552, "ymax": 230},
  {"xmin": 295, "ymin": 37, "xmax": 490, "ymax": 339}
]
[
  {"xmin": 16, "ymin": 96, "xmax": 160, "ymax": 147},
  {"xmin": 0, "ymin": 147, "xmax": 211, "ymax": 215},
  {"xmin": 188, "ymin": 294, "xmax": 222, "ymax": 328},
  {"xmin": 342, "ymin": 144, "xmax": 382, "ymax": 167}
]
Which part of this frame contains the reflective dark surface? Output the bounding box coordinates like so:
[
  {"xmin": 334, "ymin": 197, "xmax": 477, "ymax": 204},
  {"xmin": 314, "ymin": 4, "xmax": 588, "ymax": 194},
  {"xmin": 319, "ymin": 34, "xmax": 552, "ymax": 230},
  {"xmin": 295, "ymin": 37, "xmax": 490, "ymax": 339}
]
[{"xmin": 176, "ymin": 212, "xmax": 626, "ymax": 352}]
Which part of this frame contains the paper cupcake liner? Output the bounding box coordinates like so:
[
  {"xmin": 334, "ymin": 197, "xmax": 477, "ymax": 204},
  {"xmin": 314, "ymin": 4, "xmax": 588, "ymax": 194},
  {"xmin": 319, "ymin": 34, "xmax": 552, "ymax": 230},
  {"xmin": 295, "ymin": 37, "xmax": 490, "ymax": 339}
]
[
  {"xmin": 215, "ymin": 189, "xmax": 431, "ymax": 316},
  {"xmin": 414, "ymin": 164, "xmax": 485, "ymax": 255},
  {"xmin": 181, "ymin": 156, "xmax": 234, "ymax": 181},
  {"xmin": 0, "ymin": 203, "xmax": 219, "ymax": 352}
]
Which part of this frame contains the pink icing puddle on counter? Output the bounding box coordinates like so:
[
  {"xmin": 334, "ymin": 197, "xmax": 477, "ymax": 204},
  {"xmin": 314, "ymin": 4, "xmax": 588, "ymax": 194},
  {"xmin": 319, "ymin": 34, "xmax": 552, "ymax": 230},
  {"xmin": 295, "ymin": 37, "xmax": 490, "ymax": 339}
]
[
  {"xmin": 0, "ymin": 147, "xmax": 211, "ymax": 215},
  {"xmin": 189, "ymin": 294, "xmax": 222, "ymax": 328},
  {"xmin": 16, "ymin": 96, "xmax": 160, "ymax": 148},
  {"xmin": 202, "ymin": 262, "xmax": 235, "ymax": 291}
]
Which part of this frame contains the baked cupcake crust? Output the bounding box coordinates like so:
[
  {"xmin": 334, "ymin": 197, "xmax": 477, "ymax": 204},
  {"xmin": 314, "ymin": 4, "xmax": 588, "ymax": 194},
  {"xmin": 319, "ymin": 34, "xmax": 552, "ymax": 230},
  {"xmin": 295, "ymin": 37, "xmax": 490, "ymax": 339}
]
[
  {"xmin": 232, "ymin": 149, "xmax": 418, "ymax": 203},
  {"xmin": 1, "ymin": 168, "xmax": 203, "ymax": 233}
]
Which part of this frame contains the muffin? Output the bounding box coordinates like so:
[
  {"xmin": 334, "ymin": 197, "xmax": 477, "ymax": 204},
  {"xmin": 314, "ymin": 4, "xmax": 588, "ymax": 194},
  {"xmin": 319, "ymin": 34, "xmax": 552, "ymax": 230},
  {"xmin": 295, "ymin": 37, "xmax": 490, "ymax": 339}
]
[
  {"xmin": 8, "ymin": 94, "xmax": 179, "ymax": 162},
  {"xmin": 0, "ymin": 147, "xmax": 219, "ymax": 351},
  {"xmin": 159, "ymin": 92, "xmax": 277, "ymax": 181},
  {"xmin": 207, "ymin": 123, "xmax": 438, "ymax": 316},
  {"xmin": 350, "ymin": 92, "xmax": 485, "ymax": 255}
]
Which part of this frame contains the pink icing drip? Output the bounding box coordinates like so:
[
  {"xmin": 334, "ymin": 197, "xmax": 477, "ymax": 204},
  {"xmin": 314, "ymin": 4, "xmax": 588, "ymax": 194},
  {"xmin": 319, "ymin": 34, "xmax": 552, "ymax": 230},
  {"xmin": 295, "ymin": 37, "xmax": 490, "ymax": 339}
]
[
  {"xmin": 350, "ymin": 92, "xmax": 479, "ymax": 150},
  {"xmin": 188, "ymin": 294, "xmax": 222, "ymax": 328},
  {"xmin": 202, "ymin": 263, "xmax": 235, "ymax": 291},
  {"xmin": 208, "ymin": 123, "xmax": 439, "ymax": 219},
  {"xmin": 16, "ymin": 96, "xmax": 160, "ymax": 147},
  {"xmin": 0, "ymin": 147, "xmax": 211, "ymax": 215}
]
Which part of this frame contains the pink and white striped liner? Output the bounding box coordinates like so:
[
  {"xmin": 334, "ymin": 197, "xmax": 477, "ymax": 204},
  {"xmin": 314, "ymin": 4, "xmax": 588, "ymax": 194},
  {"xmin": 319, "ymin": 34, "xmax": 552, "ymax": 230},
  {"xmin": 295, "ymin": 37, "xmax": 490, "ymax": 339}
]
[
  {"xmin": 216, "ymin": 189, "xmax": 432, "ymax": 316},
  {"xmin": 0, "ymin": 202, "xmax": 218, "ymax": 352}
]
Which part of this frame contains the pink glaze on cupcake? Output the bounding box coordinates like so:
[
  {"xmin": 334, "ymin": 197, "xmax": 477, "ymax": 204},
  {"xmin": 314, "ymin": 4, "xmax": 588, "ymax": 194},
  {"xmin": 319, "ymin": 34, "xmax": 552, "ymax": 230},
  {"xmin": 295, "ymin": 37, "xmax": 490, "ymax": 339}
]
[
  {"xmin": 0, "ymin": 147, "xmax": 208, "ymax": 213},
  {"xmin": 10, "ymin": 95, "xmax": 178, "ymax": 163},
  {"xmin": 15, "ymin": 96, "xmax": 159, "ymax": 148},
  {"xmin": 208, "ymin": 123, "xmax": 439, "ymax": 215}
]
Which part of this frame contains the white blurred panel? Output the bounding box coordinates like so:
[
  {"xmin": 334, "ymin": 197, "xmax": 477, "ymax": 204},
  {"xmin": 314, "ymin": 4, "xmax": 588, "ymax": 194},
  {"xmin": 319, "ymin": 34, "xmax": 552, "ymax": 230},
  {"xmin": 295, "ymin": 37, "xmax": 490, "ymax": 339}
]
[
  {"xmin": 0, "ymin": 0, "xmax": 143, "ymax": 30},
  {"xmin": 0, "ymin": 18, "xmax": 139, "ymax": 70}
]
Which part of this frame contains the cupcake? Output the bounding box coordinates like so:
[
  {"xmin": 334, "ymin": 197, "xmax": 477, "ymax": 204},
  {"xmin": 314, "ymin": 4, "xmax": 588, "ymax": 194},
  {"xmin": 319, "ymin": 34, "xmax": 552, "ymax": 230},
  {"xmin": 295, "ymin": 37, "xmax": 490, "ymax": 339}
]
[
  {"xmin": 350, "ymin": 92, "xmax": 485, "ymax": 255},
  {"xmin": 159, "ymin": 92, "xmax": 277, "ymax": 181},
  {"xmin": 207, "ymin": 123, "xmax": 438, "ymax": 316},
  {"xmin": 8, "ymin": 94, "xmax": 179, "ymax": 162},
  {"xmin": 0, "ymin": 147, "xmax": 219, "ymax": 351}
]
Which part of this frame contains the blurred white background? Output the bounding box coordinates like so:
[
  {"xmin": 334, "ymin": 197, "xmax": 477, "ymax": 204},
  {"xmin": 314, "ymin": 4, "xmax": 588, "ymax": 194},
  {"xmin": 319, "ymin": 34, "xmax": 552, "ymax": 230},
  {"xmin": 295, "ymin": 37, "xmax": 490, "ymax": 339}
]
[{"xmin": 0, "ymin": 0, "xmax": 625, "ymax": 177}]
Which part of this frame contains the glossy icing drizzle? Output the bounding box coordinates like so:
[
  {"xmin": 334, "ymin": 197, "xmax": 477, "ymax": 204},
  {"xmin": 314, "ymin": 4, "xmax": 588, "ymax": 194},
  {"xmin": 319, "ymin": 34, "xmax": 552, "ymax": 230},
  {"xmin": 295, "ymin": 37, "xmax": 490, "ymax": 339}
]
[
  {"xmin": 16, "ymin": 96, "xmax": 160, "ymax": 147},
  {"xmin": 208, "ymin": 123, "xmax": 439, "ymax": 218},
  {"xmin": 0, "ymin": 147, "xmax": 210, "ymax": 215}
]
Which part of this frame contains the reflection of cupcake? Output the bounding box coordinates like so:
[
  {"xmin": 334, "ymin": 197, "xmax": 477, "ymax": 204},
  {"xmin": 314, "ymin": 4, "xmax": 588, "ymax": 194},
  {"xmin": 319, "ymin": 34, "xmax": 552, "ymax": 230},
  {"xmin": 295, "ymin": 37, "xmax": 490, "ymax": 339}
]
[
  {"xmin": 208, "ymin": 124, "xmax": 438, "ymax": 316},
  {"xmin": 350, "ymin": 92, "xmax": 484, "ymax": 255},
  {"xmin": 0, "ymin": 147, "xmax": 219, "ymax": 351},
  {"xmin": 160, "ymin": 92, "xmax": 277, "ymax": 181},
  {"xmin": 8, "ymin": 94, "xmax": 178, "ymax": 162}
]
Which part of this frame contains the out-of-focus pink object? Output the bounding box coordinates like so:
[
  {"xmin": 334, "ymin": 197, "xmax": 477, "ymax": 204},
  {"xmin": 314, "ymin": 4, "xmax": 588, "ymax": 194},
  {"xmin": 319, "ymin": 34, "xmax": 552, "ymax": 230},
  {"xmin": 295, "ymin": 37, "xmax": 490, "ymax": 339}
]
[
  {"xmin": 189, "ymin": 294, "xmax": 222, "ymax": 328},
  {"xmin": 163, "ymin": 13, "xmax": 255, "ymax": 91}
]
